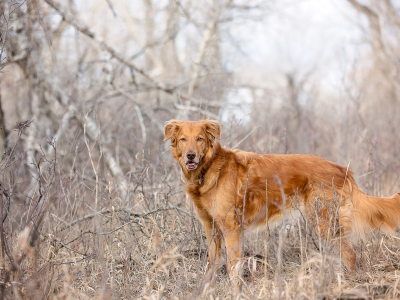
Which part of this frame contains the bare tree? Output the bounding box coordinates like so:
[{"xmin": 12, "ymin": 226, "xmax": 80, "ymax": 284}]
[{"xmin": 347, "ymin": 0, "xmax": 400, "ymax": 100}]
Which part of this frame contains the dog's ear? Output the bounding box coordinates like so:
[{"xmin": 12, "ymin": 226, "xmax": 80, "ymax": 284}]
[
  {"xmin": 164, "ymin": 120, "xmax": 182, "ymax": 143},
  {"xmin": 200, "ymin": 120, "xmax": 221, "ymax": 140}
]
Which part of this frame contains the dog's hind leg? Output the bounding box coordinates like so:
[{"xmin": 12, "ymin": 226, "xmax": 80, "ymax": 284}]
[
  {"xmin": 304, "ymin": 183, "xmax": 357, "ymax": 271},
  {"xmin": 338, "ymin": 234, "xmax": 356, "ymax": 271},
  {"xmin": 315, "ymin": 215, "xmax": 357, "ymax": 271}
]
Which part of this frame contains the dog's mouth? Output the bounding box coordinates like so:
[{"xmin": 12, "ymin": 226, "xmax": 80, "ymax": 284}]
[{"xmin": 186, "ymin": 161, "xmax": 198, "ymax": 170}]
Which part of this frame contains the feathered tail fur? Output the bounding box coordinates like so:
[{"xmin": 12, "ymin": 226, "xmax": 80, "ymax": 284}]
[{"xmin": 351, "ymin": 188, "xmax": 400, "ymax": 235}]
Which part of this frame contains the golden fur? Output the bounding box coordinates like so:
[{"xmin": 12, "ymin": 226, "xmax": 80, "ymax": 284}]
[{"xmin": 164, "ymin": 120, "xmax": 400, "ymax": 276}]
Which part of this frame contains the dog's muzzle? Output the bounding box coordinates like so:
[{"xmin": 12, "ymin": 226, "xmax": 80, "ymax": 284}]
[{"xmin": 185, "ymin": 151, "xmax": 200, "ymax": 170}]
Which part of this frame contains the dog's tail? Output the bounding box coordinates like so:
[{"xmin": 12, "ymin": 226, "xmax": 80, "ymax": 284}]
[{"xmin": 351, "ymin": 186, "xmax": 400, "ymax": 234}]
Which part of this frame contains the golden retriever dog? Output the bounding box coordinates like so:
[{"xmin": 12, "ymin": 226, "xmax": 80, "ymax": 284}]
[{"xmin": 164, "ymin": 120, "xmax": 400, "ymax": 277}]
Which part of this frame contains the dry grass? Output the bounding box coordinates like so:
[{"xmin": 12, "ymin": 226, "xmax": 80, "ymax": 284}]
[{"xmin": 0, "ymin": 125, "xmax": 399, "ymax": 300}]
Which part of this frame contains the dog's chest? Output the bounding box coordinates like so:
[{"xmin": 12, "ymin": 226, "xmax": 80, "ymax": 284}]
[
  {"xmin": 186, "ymin": 170, "xmax": 237, "ymax": 214},
  {"xmin": 185, "ymin": 172, "xmax": 220, "ymax": 209},
  {"xmin": 186, "ymin": 177, "xmax": 216, "ymax": 202}
]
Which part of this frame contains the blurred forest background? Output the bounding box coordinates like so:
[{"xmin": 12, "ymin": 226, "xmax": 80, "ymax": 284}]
[{"xmin": 0, "ymin": 0, "xmax": 399, "ymax": 299}]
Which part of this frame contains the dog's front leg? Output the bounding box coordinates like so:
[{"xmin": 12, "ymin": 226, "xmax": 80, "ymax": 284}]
[
  {"xmin": 223, "ymin": 226, "xmax": 242, "ymax": 279},
  {"xmin": 195, "ymin": 208, "xmax": 222, "ymax": 269},
  {"xmin": 201, "ymin": 219, "xmax": 223, "ymax": 268}
]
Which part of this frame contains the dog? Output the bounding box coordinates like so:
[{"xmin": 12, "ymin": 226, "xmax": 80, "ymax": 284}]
[{"xmin": 164, "ymin": 119, "xmax": 400, "ymax": 277}]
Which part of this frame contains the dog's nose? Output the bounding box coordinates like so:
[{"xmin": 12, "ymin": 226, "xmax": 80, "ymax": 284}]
[{"xmin": 186, "ymin": 151, "xmax": 196, "ymax": 160}]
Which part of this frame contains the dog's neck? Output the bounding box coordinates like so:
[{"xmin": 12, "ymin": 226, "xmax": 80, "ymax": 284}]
[{"xmin": 181, "ymin": 141, "xmax": 223, "ymax": 186}]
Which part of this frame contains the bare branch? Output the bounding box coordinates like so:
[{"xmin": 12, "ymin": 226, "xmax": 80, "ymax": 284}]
[
  {"xmin": 43, "ymin": 0, "xmax": 175, "ymax": 95},
  {"xmin": 383, "ymin": 0, "xmax": 400, "ymax": 30},
  {"xmin": 104, "ymin": 0, "xmax": 117, "ymax": 17},
  {"xmin": 46, "ymin": 106, "xmax": 75, "ymax": 158},
  {"xmin": 347, "ymin": 0, "xmax": 391, "ymax": 69},
  {"xmin": 188, "ymin": 19, "xmax": 217, "ymax": 97},
  {"xmin": 38, "ymin": 77, "xmax": 129, "ymax": 199}
]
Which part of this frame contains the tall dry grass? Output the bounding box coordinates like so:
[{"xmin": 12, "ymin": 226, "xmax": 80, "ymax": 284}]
[{"xmin": 0, "ymin": 117, "xmax": 399, "ymax": 299}]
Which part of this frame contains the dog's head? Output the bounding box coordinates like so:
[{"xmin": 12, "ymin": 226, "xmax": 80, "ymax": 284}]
[{"xmin": 164, "ymin": 120, "xmax": 221, "ymax": 171}]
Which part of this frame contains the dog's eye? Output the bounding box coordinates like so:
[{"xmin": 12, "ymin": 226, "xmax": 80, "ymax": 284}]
[
  {"xmin": 197, "ymin": 137, "xmax": 203, "ymax": 141},
  {"xmin": 180, "ymin": 138, "xmax": 186, "ymax": 141}
]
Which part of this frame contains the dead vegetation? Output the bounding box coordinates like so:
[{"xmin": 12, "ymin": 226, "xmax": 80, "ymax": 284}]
[{"xmin": 0, "ymin": 0, "xmax": 399, "ymax": 299}]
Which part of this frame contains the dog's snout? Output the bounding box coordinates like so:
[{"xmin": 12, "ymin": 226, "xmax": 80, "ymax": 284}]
[{"xmin": 186, "ymin": 151, "xmax": 196, "ymax": 160}]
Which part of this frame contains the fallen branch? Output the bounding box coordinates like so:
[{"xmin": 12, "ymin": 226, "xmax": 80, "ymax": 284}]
[{"xmin": 57, "ymin": 205, "xmax": 194, "ymax": 232}]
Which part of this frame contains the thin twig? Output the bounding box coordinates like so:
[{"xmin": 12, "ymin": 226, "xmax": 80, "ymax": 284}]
[
  {"xmin": 1, "ymin": 190, "xmax": 16, "ymax": 270},
  {"xmin": 232, "ymin": 127, "xmax": 259, "ymax": 149},
  {"xmin": 104, "ymin": 0, "xmax": 117, "ymax": 17},
  {"xmin": 52, "ymin": 253, "xmax": 94, "ymax": 265},
  {"xmin": 241, "ymin": 167, "xmax": 251, "ymax": 259},
  {"xmin": 274, "ymin": 175, "xmax": 286, "ymax": 300}
]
